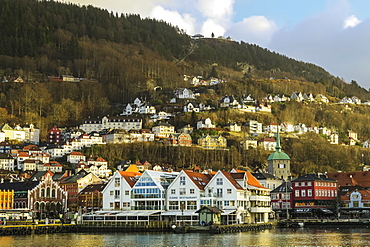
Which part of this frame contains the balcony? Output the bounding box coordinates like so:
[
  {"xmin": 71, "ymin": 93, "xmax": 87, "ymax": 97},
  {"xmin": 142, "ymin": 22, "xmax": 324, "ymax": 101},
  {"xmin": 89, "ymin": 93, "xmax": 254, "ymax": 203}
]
[
  {"xmin": 250, "ymin": 195, "xmax": 270, "ymax": 201},
  {"xmin": 250, "ymin": 206, "xmax": 271, "ymax": 213}
]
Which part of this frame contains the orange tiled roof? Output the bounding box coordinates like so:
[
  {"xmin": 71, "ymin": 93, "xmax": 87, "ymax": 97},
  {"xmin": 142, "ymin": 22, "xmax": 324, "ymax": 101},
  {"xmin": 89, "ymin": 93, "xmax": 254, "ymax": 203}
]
[
  {"xmin": 118, "ymin": 171, "xmax": 142, "ymax": 187},
  {"xmin": 327, "ymin": 171, "xmax": 370, "ymax": 187},
  {"xmin": 341, "ymin": 189, "xmax": 370, "ymax": 201},
  {"xmin": 125, "ymin": 165, "xmax": 140, "ymax": 173},
  {"xmin": 221, "ymin": 171, "xmax": 243, "ymax": 190},
  {"xmin": 232, "ymin": 169, "xmax": 267, "ymax": 189},
  {"xmin": 18, "ymin": 151, "xmax": 29, "ymax": 157},
  {"xmin": 69, "ymin": 151, "xmax": 85, "ymax": 156}
]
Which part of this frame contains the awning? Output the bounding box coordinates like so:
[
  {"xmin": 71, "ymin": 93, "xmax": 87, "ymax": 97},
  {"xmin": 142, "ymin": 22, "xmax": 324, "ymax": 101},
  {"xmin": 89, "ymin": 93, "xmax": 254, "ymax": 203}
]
[
  {"xmin": 86, "ymin": 211, "xmax": 161, "ymax": 217},
  {"xmin": 161, "ymin": 211, "xmax": 197, "ymax": 216},
  {"xmin": 221, "ymin": 210, "xmax": 237, "ymax": 215}
]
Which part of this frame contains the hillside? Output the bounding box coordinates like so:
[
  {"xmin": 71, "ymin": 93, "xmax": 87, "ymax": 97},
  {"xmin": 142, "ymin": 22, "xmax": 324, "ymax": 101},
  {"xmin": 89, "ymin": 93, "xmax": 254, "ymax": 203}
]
[{"xmin": 1, "ymin": 0, "xmax": 370, "ymax": 175}]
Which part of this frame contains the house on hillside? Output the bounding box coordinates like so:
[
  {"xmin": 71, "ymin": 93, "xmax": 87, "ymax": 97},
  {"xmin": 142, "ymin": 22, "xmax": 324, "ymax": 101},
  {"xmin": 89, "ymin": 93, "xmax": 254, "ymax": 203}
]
[
  {"xmin": 198, "ymin": 135, "xmax": 227, "ymax": 149},
  {"xmin": 167, "ymin": 133, "xmax": 192, "ymax": 146},
  {"xmin": 220, "ymin": 96, "xmax": 240, "ymax": 108},
  {"xmin": 257, "ymin": 138, "xmax": 276, "ymax": 151},
  {"xmin": 197, "ymin": 118, "xmax": 215, "ymax": 129}
]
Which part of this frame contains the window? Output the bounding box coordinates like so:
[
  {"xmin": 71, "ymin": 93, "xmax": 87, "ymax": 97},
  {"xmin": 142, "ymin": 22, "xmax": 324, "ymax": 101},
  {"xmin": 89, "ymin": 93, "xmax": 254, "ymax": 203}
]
[
  {"xmin": 216, "ymin": 178, "xmax": 223, "ymax": 185},
  {"xmin": 110, "ymin": 191, "xmax": 114, "ymax": 196},
  {"xmin": 217, "ymin": 188, "xmax": 223, "ymax": 197},
  {"xmin": 180, "ymin": 188, "xmax": 186, "ymax": 195},
  {"xmin": 125, "ymin": 190, "xmax": 129, "ymax": 196},
  {"xmin": 180, "ymin": 177, "xmax": 186, "ymax": 186},
  {"xmin": 307, "ymin": 182, "xmax": 312, "ymax": 186},
  {"xmin": 224, "ymin": 201, "xmax": 230, "ymax": 207},
  {"xmin": 308, "ymin": 189, "xmax": 312, "ymax": 197},
  {"xmin": 187, "ymin": 201, "xmax": 197, "ymax": 210},
  {"xmin": 171, "ymin": 189, "xmax": 176, "ymax": 195},
  {"xmin": 115, "ymin": 178, "xmax": 120, "ymax": 187},
  {"xmin": 301, "ymin": 182, "xmax": 305, "ymax": 186},
  {"xmin": 278, "ymin": 163, "xmax": 285, "ymax": 168},
  {"xmin": 110, "ymin": 202, "xmax": 113, "ymax": 207},
  {"xmin": 227, "ymin": 189, "xmax": 232, "ymax": 194},
  {"xmin": 201, "ymin": 199, "xmax": 210, "ymax": 206},
  {"xmin": 301, "ymin": 190, "xmax": 306, "ymax": 197},
  {"xmin": 169, "ymin": 201, "xmax": 179, "ymax": 210},
  {"xmin": 295, "ymin": 190, "xmax": 299, "ymax": 197},
  {"xmin": 115, "ymin": 190, "xmax": 120, "ymax": 199},
  {"xmin": 122, "ymin": 202, "xmax": 130, "ymax": 207},
  {"xmin": 190, "ymin": 189, "xmax": 195, "ymax": 194}
]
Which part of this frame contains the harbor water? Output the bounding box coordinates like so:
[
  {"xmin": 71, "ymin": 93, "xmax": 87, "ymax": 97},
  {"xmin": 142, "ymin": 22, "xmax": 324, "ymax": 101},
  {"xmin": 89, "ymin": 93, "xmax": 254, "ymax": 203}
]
[{"xmin": 3, "ymin": 227, "xmax": 370, "ymax": 246}]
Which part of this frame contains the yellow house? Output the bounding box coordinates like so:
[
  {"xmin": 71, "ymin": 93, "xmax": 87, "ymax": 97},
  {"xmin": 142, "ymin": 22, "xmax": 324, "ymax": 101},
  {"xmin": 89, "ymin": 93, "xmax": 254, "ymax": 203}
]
[
  {"xmin": 198, "ymin": 135, "xmax": 227, "ymax": 149},
  {"xmin": 0, "ymin": 190, "xmax": 14, "ymax": 209}
]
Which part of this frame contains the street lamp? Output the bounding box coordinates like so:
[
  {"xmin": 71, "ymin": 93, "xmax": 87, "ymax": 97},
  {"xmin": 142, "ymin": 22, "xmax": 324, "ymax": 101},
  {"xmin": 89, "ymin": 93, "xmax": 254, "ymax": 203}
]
[{"xmin": 284, "ymin": 179, "xmax": 289, "ymax": 220}]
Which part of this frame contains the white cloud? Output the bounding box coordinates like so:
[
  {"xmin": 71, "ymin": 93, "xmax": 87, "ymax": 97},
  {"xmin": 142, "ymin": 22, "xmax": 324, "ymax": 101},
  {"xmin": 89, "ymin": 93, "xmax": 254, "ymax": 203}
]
[
  {"xmin": 343, "ymin": 15, "xmax": 362, "ymax": 29},
  {"xmin": 227, "ymin": 16, "xmax": 279, "ymax": 46},
  {"xmin": 197, "ymin": 0, "xmax": 234, "ymax": 20},
  {"xmin": 150, "ymin": 6, "xmax": 196, "ymax": 34},
  {"xmin": 200, "ymin": 19, "xmax": 226, "ymax": 37}
]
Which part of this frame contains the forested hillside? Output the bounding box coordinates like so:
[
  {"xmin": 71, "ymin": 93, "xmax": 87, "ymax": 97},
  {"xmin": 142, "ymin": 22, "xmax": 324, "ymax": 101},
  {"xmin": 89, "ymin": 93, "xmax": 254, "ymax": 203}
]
[{"xmin": 1, "ymin": 0, "xmax": 370, "ymax": 175}]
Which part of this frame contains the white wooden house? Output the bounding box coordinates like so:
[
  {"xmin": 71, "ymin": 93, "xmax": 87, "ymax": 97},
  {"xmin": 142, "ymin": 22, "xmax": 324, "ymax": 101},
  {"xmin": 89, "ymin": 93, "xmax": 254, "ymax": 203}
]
[{"xmin": 102, "ymin": 171, "xmax": 141, "ymax": 210}]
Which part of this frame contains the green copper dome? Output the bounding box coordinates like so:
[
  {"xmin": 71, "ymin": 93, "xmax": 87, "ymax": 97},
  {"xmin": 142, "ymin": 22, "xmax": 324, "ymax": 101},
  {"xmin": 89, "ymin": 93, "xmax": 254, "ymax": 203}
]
[
  {"xmin": 267, "ymin": 129, "xmax": 290, "ymax": 160},
  {"xmin": 267, "ymin": 150, "xmax": 290, "ymax": 160}
]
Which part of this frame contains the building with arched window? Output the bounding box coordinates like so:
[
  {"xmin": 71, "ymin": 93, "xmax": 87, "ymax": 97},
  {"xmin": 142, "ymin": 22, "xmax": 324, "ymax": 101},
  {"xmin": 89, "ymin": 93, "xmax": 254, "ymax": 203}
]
[{"xmin": 29, "ymin": 173, "xmax": 68, "ymax": 219}]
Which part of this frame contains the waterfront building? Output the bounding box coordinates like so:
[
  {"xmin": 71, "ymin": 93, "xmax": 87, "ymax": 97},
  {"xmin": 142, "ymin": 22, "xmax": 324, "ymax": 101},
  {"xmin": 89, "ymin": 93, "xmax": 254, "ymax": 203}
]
[
  {"xmin": 292, "ymin": 173, "xmax": 338, "ymax": 216},
  {"xmin": 162, "ymin": 170, "xmax": 212, "ymax": 225},
  {"xmin": 102, "ymin": 171, "xmax": 141, "ymax": 211},
  {"xmin": 59, "ymin": 170, "xmax": 103, "ymax": 212},
  {"xmin": 230, "ymin": 170, "xmax": 272, "ymax": 223},
  {"xmin": 29, "ymin": 173, "xmax": 68, "ymax": 219},
  {"xmin": 131, "ymin": 170, "xmax": 178, "ymax": 210},
  {"xmin": 78, "ymin": 183, "xmax": 107, "ymax": 212},
  {"xmin": 327, "ymin": 171, "xmax": 370, "ymax": 217},
  {"xmin": 270, "ymin": 181, "xmax": 293, "ymax": 217}
]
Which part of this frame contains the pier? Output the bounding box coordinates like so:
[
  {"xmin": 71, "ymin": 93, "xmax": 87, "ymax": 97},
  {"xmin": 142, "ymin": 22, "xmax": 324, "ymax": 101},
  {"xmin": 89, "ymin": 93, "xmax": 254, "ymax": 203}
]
[
  {"xmin": 279, "ymin": 218, "xmax": 370, "ymax": 228},
  {"xmin": 0, "ymin": 224, "xmax": 78, "ymax": 236}
]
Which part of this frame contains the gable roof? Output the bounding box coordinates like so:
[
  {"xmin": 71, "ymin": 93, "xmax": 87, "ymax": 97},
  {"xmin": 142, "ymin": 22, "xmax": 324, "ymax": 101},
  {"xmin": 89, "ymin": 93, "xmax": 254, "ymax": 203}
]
[
  {"xmin": 118, "ymin": 171, "xmax": 142, "ymax": 188},
  {"xmin": 220, "ymin": 171, "xmax": 243, "ymax": 190},
  {"xmin": 184, "ymin": 170, "xmax": 212, "ymax": 190},
  {"xmin": 78, "ymin": 183, "xmax": 107, "ymax": 194},
  {"xmin": 231, "ymin": 169, "xmax": 268, "ymax": 189},
  {"xmin": 327, "ymin": 171, "xmax": 370, "ymax": 187},
  {"xmin": 340, "ymin": 189, "xmax": 370, "ymax": 201}
]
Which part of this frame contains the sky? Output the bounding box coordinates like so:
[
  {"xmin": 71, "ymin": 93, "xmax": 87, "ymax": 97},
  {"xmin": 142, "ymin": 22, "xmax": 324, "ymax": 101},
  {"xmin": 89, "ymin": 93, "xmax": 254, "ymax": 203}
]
[{"xmin": 65, "ymin": 0, "xmax": 370, "ymax": 89}]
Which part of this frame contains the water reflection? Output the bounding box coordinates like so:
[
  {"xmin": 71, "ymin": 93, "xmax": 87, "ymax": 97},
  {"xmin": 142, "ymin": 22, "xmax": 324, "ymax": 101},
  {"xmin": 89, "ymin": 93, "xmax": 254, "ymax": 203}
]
[{"xmin": 6, "ymin": 228, "xmax": 370, "ymax": 247}]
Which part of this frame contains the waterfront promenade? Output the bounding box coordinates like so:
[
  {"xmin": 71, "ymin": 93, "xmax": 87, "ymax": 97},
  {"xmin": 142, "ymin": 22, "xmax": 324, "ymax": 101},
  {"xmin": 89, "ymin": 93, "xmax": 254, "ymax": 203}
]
[{"xmin": 279, "ymin": 217, "xmax": 370, "ymax": 228}]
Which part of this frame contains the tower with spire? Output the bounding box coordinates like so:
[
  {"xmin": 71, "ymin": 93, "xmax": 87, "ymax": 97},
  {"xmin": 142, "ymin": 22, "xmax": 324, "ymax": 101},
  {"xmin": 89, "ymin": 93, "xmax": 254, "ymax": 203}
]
[{"xmin": 267, "ymin": 128, "xmax": 291, "ymax": 180}]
